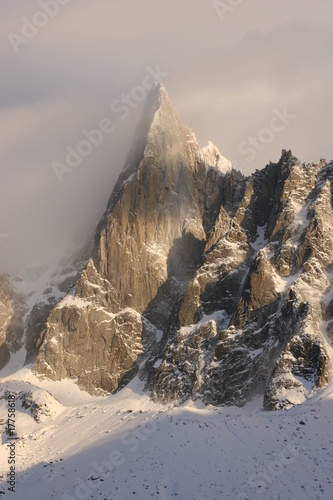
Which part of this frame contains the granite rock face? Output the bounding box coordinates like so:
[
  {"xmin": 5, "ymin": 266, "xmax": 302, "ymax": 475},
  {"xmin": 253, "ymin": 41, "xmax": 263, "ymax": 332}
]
[
  {"xmin": 33, "ymin": 84, "xmax": 232, "ymax": 393},
  {"xmin": 27, "ymin": 85, "xmax": 333, "ymax": 408}
]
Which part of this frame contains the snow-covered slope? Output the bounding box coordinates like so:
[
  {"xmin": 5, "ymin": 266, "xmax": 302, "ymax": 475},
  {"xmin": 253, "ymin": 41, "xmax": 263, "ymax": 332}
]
[
  {"xmin": 0, "ymin": 242, "xmax": 91, "ymax": 377},
  {"xmin": 0, "ymin": 376, "xmax": 332, "ymax": 499}
]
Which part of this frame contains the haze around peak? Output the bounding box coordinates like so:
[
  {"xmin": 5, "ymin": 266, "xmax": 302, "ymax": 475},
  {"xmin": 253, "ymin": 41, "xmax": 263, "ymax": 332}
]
[{"xmin": 1, "ymin": 0, "xmax": 332, "ymax": 274}]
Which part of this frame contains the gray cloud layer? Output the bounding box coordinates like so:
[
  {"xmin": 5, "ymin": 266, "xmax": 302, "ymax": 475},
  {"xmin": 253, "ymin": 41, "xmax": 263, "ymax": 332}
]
[{"xmin": 1, "ymin": 0, "xmax": 332, "ymax": 273}]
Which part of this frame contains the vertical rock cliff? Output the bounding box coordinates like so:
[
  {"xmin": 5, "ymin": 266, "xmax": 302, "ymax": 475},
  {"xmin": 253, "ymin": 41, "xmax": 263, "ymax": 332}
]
[{"xmin": 32, "ymin": 84, "xmax": 232, "ymax": 395}]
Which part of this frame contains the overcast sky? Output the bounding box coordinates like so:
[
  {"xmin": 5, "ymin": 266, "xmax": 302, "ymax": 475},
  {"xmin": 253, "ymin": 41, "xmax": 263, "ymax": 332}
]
[{"xmin": 1, "ymin": 0, "xmax": 332, "ymax": 274}]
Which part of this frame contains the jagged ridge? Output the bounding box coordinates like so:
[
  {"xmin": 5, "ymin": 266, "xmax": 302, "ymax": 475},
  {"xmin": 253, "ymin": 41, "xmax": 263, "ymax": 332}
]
[{"xmin": 3, "ymin": 84, "xmax": 332, "ymax": 409}]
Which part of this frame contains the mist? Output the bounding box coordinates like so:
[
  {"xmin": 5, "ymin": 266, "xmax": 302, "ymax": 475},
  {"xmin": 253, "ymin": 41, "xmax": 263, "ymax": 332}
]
[{"xmin": 1, "ymin": 0, "xmax": 332, "ymax": 274}]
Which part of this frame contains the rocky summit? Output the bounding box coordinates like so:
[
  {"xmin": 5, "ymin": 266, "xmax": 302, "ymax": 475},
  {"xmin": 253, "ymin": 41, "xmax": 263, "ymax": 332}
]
[{"xmin": 2, "ymin": 84, "xmax": 333, "ymax": 409}]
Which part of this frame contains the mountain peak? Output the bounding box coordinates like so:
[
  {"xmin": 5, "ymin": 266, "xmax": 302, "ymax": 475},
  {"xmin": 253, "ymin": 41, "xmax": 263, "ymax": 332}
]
[
  {"xmin": 144, "ymin": 87, "xmax": 232, "ymax": 174},
  {"xmin": 201, "ymin": 141, "xmax": 232, "ymax": 174},
  {"xmin": 143, "ymin": 81, "xmax": 170, "ymax": 116},
  {"xmin": 122, "ymin": 83, "xmax": 200, "ymax": 179}
]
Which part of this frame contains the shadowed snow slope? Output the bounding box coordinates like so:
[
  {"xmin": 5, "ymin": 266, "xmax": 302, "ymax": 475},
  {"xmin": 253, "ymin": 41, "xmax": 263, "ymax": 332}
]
[{"xmin": 0, "ymin": 378, "xmax": 333, "ymax": 499}]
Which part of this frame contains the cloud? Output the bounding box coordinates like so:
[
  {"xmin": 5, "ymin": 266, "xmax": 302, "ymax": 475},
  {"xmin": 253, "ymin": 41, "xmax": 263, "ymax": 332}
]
[{"xmin": 1, "ymin": 0, "xmax": 332, "ymax": 273}]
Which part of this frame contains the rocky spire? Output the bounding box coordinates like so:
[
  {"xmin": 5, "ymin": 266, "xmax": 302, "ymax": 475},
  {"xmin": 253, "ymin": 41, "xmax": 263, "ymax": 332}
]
[
  {"xmin": 29, "ymin": 87, "xmax": 333, "ymax": 410},
  {"xmin": 32, "ymin": 85, "xmax": 229, "ymax": 393}
]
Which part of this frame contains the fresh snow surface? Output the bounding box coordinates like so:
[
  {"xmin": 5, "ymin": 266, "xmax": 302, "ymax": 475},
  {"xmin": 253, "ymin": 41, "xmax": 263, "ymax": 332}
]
[
  {"xmin": 292, "ymin": 202, "xmax": 310, "ymax": 231},
  {"xmin": 272, "ymin": 271, "xmax": 300, "ymax": 294},
  {"xmin": 155, "ymin": 330, "xmax": 163, "ymax": 343},
  {"xmin": 201, "ymin": 141, "xmax": 232, "ymax": 174},
  {"xmin": 55, "ymin": 295, "xmax": 90, "ymax": 310},
  {"xmin": 250, "ymin": 225, "xmax": 267, "ymax": 252},
  {"xmin": 0, "ymin": 366, "xmax": 106, "ymax": 406},
  {"xmin": 178, "ymin": 310, "xmax": 229, "ymax": 337},
  {"xmin": 4, "ymin": 259, "xmax": 82, "ymax": 377},
  {"xmin": 13, "ymin": 260, "xmax": 75, "ymax": 315},
  {"xmin": 198, "ymin": 309, "xmax": 229, "ymax": 327},
  {"xmin": 1, "ymin": 374, "xmax": 333, "ymax": 500},
  {"xmin": 0, "ymin": 347, "xmax": 27, "ymax": 378}
]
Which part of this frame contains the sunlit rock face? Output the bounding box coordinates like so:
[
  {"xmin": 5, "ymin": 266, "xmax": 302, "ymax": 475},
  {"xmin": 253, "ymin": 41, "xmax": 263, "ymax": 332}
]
[
  {"xmin": 151, "ymin": 152, "xmax": 333, "ymax": 409},
  {"xmin": 30, "ymin": 85, "xmax": 333, "ymax": 408}
]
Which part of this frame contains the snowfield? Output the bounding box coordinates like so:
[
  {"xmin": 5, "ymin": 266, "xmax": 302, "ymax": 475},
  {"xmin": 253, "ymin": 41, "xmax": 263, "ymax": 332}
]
[{"xmin": 1, "ymin": 374, "xmax": 332, "ymax": 500}]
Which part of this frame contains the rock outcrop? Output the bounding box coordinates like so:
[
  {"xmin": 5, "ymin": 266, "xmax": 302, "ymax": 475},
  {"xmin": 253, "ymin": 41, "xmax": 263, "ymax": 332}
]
[{"xmin": 0, "ymin": 274, "xmax": 25, "ymax": 369}]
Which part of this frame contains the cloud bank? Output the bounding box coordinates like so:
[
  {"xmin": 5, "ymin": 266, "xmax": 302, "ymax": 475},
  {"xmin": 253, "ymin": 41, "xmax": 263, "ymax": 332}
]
[{"xmin": 1, "ymin": 0, "xmax": 332, "ymax": 273}]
